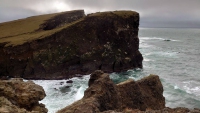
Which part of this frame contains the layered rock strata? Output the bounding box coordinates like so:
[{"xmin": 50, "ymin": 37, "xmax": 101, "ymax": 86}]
[
  {"xmin": 57, "ymin": 70, "xmax": 165, "ymax": 113},
  {"xmin": 0, "ymin": 10, "xmax": 142, "ymax": 79},
  {"xmin": 0, "ymin": 78, "xmax": 47, "ymax": 113}
]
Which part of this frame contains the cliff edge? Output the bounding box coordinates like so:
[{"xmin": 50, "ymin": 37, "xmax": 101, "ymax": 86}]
[{"xmin": 0, "ymin": 10, "xmax": 143, "ymax": 79}]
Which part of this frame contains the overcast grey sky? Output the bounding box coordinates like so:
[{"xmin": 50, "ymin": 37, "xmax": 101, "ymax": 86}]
[{"xmin": 0, "ymin": 0, "xmax": 200, "ymax": 28}]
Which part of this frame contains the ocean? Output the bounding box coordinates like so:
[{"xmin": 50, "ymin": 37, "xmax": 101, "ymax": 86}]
[{"xmin": 33, "ymin": 28, "xmax": 200, "ymax": 113}]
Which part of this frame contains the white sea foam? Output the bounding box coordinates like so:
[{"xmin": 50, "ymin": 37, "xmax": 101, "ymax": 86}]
[
  {"xmin": 140, "ymin": 37, "xmax": 164, "ymax": 40},
  {"xmin": 174, "ymin": 85, "xmax": 180, "ymax": 89},
  {"xmin": 75, "ymin": 86, "xmax": 86, "ymax": 101},
  {"xmin": 143, "ymin": 58, "xmax": 151, "ymax": 62},
  {"xmin": 33, "ymin": 75, "xmax": 90, "ymax": 113},
  {"xmin": 140, "ymin": 37, "xmax": 179, "ymax": 42},
  {"xmin": 182, "ymin": 81, "xmax": 200, "ymax": 96}
]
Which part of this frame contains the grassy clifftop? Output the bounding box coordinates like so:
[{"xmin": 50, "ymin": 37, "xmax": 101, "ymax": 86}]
[
  {"xmin": 0, "ymin": 10, "xmax": 138, "ymax": 47},
  {"xmin": 0, "ymin": 10, "xmax": 85, "ymax": 46}
]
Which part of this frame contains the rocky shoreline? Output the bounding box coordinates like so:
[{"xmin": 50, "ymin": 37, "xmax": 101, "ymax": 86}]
[
  {"xmin": 0, "ymin": 10, "xmax": 199, "ymax": 113},
  {"xmin": 1, "ymin": 71, "xmax": 199, "ymax": 113},
  {"xmin": 56, "ymin": 70, "xmax": 200, "ymax": 113}
]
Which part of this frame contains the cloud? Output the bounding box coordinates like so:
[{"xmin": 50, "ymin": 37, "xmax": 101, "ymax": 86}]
[{"xmin": 0, "ymin": 0, "xmax": 200, "ymax": 27}]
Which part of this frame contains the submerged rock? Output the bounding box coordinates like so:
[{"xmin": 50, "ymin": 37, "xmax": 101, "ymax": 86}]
[
  {"xmin": 164, "ymin": 39, "xmax": 171, "ymax": 41},
  {"xmin": 0, "ymin": 79, "xmax": 48, "ymax": 113},
  {"xmin": 0, "ymin": 10, "xmax": 142, "ymax": 80},
  {"xmin": 66, "ymin": 80, "xmax": 73, "ymax": 83},
  {"xmin": 57, "ymin": 70, "xmax": 165, "ymax": 113}
]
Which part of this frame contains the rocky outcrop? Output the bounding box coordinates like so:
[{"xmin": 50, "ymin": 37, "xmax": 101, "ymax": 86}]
[
  {"xmin": 0, "ymin": 10, "xmax": 142, "ymax": 79},
  {"xmin": 101, "ymin": 107, "xmax": 200, "ymax": 113},
  {"xmin": 57, "ymin": 70, "xmax": 165, "ymax": 113},
  {"xmin": 0, "ymin": 78, "xmax": 47, "ymax": 113}
]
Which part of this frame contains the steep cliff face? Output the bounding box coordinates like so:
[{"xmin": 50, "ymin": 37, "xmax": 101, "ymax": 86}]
[
  {"xmin": 0, "ymin": 10, "xmax": 143, "ymax": 79},
  {"xmin": 57, "ymin": 70, "xmax": 165, "ymax": 113},
  {"xmin": 0, "ymin": 78, "xmax": 47, "ymax": 113}
]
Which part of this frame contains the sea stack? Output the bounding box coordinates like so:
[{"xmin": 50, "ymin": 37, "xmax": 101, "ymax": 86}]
[{"xmin": 0, "ymin": 10, "xmax": 143, "ymax": 79}]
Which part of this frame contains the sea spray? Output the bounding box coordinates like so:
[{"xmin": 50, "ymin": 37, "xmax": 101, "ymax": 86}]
[{"xmin": 33, "ymin": 75, "xmax": 89, "ymax": 113}]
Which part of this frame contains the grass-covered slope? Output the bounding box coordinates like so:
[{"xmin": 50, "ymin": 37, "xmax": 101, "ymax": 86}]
[{"xmin": 0, "ymin": 10, "xmax": 85, "ymax": 46}]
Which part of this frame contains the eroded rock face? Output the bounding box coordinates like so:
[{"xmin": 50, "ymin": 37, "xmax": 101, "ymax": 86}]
[
  {"xmin": 0, "ymin": 78, "xmax": 47, "ymax": 113},
  {"xmin": 57, "ymin": 70, "xmax": 165, "ymax": 113},
  {"xmin": 117, "ymin": 74, "xmax": 165, "ymax": 111},
  {"xmin": 0, "ymin": 10, "xmax": 142, "ymax": 80}
]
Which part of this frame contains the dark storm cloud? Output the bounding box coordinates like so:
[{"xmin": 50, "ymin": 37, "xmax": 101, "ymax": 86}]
[{"xmin": 0, "ymin": 0, "xmax": 200, "ymax": 28}]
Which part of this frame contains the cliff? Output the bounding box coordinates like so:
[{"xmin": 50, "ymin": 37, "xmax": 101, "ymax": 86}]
[
  {"xmin": 57, "ymin": 70, "xmax": 200, "ymax": 113},
  {"xmin": 0, "ymin": 10, "xmax": 143, "ymax": 79},
  {"xmin": 0, "ymin": 78, "xmax": 47, "ymax": 113}
]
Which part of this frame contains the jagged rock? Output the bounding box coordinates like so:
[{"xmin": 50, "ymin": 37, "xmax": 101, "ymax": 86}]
[
  {"xmin": 117, "ymin": 74, "xmax": 165, "ymax": 110},
  {"xmin": 56, "ymin": 70, "xmax": 165, "ymax": 113},
  {"xmin": 0, "ymin": 78, "xmax": 48, "ymax": 113},
  {"xmin": 0, "ymin": 10, "xmax": 142, "ymax": 80}
]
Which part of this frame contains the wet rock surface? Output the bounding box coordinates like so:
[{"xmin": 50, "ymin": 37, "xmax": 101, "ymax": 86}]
[{"xmin": 0, "ymin": 78, "xmax": 47, "ymax": 113}]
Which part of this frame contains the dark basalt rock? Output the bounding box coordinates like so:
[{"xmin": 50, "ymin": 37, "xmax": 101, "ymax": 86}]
[
  {"xmin": 0, "ymin": 10, "xmax": 143, "ymax": 80},
  {"xmin": 66, "ymin": 80, "xmax": 73, "ymax": 83}
]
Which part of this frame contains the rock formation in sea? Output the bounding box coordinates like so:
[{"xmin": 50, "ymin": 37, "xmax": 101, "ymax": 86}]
[
  {"xmin": 0, "ymin": 78, "xmax": 47, "ymax": 113},
  {"xmin": 0, "ymin": 10, "xmax": 142, "ymax": 80},
  {"xmin": 57, "ymin": 70, "xmax": 200, "ymax": 113},
  {"xmin": 56, "ymin": 70, "xmax": 165, "ymax": 113}
]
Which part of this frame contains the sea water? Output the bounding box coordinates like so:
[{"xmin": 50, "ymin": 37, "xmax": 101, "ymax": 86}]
[{"xmin": 33, "ymin": 28, "xmax": 200, "ymax": 113}]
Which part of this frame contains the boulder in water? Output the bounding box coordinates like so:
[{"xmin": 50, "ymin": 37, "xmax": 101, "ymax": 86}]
[{"xmin": 66, "ymin": 80, "xmax": 73, "ymax": 83}]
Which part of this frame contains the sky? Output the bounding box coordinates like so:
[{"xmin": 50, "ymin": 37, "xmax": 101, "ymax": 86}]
[{"xmin": 0, "ymin": 0, "xmax": 200, "ymax": 28}]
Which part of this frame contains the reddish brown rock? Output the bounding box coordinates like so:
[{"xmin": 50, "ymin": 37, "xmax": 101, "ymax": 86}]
[
  {"xmin": 0, "ymin": 78, "xmax": 47, "ymax": 113},
  {"xmin": 117, "ymin": 74, "xmax": 165, "ymax": 111},
  {"xmin": 101, "ymin": 107, "xmax": 200, "ymax": 113},
  {"xmin": 56, "ymin": 70, "xmax": 165, "ymax": 113}
]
